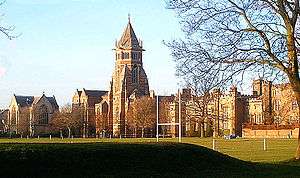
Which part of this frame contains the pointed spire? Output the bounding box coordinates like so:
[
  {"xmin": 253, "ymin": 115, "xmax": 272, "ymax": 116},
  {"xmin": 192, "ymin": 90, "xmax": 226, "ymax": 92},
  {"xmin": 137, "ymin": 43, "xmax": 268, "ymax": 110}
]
[{"xmin": 117, "ymin": 16, "xmax": 143, "ymax": 50}]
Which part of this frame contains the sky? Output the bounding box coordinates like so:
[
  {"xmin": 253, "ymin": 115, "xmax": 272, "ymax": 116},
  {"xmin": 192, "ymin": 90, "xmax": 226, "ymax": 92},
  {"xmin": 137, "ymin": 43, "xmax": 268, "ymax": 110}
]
[{"xmin": 0, "ymin": 0, "xmax": 184, "ymax": 108}]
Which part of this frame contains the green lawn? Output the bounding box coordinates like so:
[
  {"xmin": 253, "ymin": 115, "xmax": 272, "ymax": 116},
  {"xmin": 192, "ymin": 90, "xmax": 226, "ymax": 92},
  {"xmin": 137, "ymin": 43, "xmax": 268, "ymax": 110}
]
[
  {"xmin": 0, "ymin": 142, "xmax": 299, "ymax": 177},
  {"xmin": 182, "ymin": 137, "xmax": 299, "ymax": 162},
  {"xmin": 0, "ymin": 137, "xmax": 297, "ymax": 162}
]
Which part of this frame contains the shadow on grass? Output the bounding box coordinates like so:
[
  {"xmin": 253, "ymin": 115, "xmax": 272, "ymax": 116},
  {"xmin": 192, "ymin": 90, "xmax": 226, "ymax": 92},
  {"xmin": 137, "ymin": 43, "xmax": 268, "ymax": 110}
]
[{"xmin": 0, "ymin": 142, "xmax": 299, "ymax": 177}]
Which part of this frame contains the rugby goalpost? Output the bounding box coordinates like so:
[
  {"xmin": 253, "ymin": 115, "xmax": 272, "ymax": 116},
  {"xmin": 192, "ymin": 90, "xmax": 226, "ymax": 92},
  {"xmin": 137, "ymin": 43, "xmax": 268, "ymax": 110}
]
[{"xmin": 156, "ymin": 90, "xmax": 182, "ymax": 143}]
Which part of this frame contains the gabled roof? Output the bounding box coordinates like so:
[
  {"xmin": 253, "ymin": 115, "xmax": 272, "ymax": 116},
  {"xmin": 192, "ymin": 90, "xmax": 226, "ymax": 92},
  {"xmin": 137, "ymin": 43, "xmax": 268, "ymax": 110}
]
[
  {"xmin": 33, "ymin": 96, "xmax": 42, "ymax": 105},
  {"xmin": 83, "ymin": 89, "xmax": 108, "ymax": 98},
  {"xmin": 117, "ymin": 20, "xmax": 143, "ymax": 50},
  {"xmin": 14, "ymin": 95, "xmax": 34, "ymax": 107},
  {"xmin": 14, "ymin": 94, "xmax": 59, "ymax": 109},
  {"xmin": 47, "ymin": 96, "xmax": 59, "ymax": 110},
  {"xmin": 75, "ymin": 89, "xmax": 82, "ymax": 97}
]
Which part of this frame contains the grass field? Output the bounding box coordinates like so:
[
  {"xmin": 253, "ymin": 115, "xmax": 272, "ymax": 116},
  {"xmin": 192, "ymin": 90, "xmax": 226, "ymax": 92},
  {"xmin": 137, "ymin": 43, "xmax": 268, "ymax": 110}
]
[
  {"xmin": 0, "ymin": 137, "xmax": 297, "ymax": 162},
  {"xmin": 0, "ymin": 137, "xmax": 300, "ymax": 177},
  {"xmin": 0, "ymin": 142, "xmax": 299, "ymax": 177}
]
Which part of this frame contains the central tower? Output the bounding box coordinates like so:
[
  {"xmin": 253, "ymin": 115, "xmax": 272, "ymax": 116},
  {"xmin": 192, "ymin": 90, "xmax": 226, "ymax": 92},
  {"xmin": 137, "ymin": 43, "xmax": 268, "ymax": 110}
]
[{"xmin": 109, "ymin": 18, "xmax": 149, "ymax": 136}]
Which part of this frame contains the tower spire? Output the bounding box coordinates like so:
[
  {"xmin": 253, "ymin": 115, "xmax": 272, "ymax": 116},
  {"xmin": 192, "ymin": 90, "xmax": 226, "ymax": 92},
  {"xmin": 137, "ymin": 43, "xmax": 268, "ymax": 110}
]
[{"xmin": 128, "ymin": 13, "xmax": 131, "ymax": 23}]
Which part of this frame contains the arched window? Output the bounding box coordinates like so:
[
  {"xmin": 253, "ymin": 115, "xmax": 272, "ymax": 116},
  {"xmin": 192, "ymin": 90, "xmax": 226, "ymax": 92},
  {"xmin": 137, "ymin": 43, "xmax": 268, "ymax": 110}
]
[
  {"xmin": 132, "ymin": 66, "xmax": 138, "ymax": 84},
  {"xmin": 38, "ymin": 105, "xmax": 48, "ymax": 125},
  {"xmin": 11, "ymin": 106, "xmax": 16, "ymax": 125}
]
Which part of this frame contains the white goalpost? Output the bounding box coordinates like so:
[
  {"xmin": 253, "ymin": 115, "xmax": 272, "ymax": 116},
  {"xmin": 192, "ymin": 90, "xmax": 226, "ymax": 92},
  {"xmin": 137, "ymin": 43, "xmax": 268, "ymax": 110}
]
[{"xmin": 156, "ymin": 90, "xmax": 182, "ymax": 143}]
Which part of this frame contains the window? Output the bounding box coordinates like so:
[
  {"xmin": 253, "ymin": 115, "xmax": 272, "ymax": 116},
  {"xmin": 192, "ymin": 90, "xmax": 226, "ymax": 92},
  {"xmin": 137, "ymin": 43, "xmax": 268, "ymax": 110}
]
[
  {"xmin": 292, "ymin": 100, "xmax": 298, "ymax": 110},
  {"xmin": 274, "ymin": 100, "xmax": 280, "ymax": 111},
  {"xmin": 274, "ymin": 116, "xmax": 281, "ymax": 124},
  {"xmin": 38, "ymin": 105, "xmax": 48, "ymax": 125},
  {"xmin": 11, "ymin": 106, "xmax": 16, "ymax": 125},
  {"xmin": 124, "ymin": 52, "xmax": 129, "ymax": 59},
  {"xmin": 132, "ymin": 52, "xmax": 138, "ymax": 60},
  {"xmin": 132, "ymin": 66, "xmax": 138, "ymax": 84},
  {"xmin": 223, "ymin": 121, "xmax": 228, "ymax": 129}
]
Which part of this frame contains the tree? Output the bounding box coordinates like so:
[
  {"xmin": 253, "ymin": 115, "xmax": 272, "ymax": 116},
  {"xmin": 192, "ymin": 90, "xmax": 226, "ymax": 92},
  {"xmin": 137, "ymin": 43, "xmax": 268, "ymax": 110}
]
[
  {"xmin": 166, "ymin": 0, "xmax": 300, "ymax": 159},
  {"xmin": 95, "ymin": 114, "xmax": 108, "ymax": 137},
  {"xmin": 0, "ymin": 1, "xmax": 17, "ymax": 40},
  {"xmin": 158, "ymin": 98, "xmax": 172, "ymax": 137},
  {"xmin": 51, "ymin": 104, "xmax": 83, "ymax": 138},
  {"xmin": 126, "ymin": 96, "xmax": 156, "ymax": 138}
]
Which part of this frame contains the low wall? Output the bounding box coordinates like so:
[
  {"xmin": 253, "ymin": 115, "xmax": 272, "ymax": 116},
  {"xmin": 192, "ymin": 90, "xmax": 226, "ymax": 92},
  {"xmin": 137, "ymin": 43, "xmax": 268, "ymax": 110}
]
[{"xmin": 242, "ymin": 127, "xmax": 299, "ymax": 138}]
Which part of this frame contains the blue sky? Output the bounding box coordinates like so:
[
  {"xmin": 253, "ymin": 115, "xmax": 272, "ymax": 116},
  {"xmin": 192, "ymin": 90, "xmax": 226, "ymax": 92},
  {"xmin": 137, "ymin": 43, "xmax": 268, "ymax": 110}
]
[{"xmin": 0, "ymin": 0, "xmax": 183, "ymax": 108}]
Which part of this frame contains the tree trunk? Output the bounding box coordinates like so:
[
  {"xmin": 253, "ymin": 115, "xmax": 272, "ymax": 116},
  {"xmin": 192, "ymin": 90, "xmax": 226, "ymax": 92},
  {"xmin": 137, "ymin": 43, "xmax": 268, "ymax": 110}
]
[
  {"xmin": 288, "ymin": 77, "xmax": 300, "ymax": 159},
  {"xmin": 142, "ymin": 128, "xmax": 144, "ymax": 138},
  {"xmin": 60, "ymin": 129, "xmax": 63, "ymax": 138},
  {"xmin": 134, "ymin": 127, "xmax": 137, "ymax": 138},
  {"xmin": 201, "ymin": 122, "xmax": 205, "ymax": 138},
  {"xmin": 67, "ymin": 126, "xmax": 71, "ymax": 138},
  {"xmin": 292, "ymin": 86, "xmax": 300, "ymax": 159}
]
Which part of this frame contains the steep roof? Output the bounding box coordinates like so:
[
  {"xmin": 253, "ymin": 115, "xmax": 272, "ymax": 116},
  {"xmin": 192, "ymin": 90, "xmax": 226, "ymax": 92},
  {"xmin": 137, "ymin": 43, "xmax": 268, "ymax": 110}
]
[
  {"xmin": 83, "ymin": 89, "xmax": 108, "ymax": 98},
  {"xmin": 14, "ymin": 94, "xmax": 59, "ymax": 109},
  {"xmin": 47, "ymin": 96, "xmax": 59, "ymax": 110},
  {"xmin": 15, "ymin": 95, "xmax": 34, "ymax": 107},
  {"xmin": 117, "ymin": 20, "xmax": 142, "ymax": 50}
]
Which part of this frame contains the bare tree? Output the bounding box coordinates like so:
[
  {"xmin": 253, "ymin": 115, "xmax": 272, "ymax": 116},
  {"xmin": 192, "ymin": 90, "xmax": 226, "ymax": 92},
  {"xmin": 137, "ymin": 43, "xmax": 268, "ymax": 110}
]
[
  {"xmin": 95, "ymin": 114, "xmax": 108, "ymax": 137},
  {"xmin": 166, "ymin": 0, "xmax": 300, "ymax": 159},
  {"xmin": 127, "ymin": 97, "xmax": 156, "ymax": 138},
  {"xmin": 0, "ymin": 1, "xmax": 17, "ymax": 40},
  {"xmin": 51, "ymin": 104, "xmax": 83, "ymax": 138},
  {"xmin": 158, "ymin": 98, "xmax": 173, "ymax": 137},
  {"xmin": 18, "ymin": 108, "xmax": 30, "ymax": 136}
]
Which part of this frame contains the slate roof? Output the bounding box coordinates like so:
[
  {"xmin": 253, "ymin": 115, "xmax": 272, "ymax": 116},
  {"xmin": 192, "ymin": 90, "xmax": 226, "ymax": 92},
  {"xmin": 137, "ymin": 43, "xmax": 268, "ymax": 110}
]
[
  {"xmin": 117, "ymin": 21, "xmax": 142, "ymax": 50},
  {"xmin": 47, "ymin": 97, "xmax": 59, "ymax": 110},
  {"xmin": 14, "ymin": 95, "xmax": 34, "ymax": 107},
  {"xmin": 83, "ymin": 89, "xmax": 108, "ymax": 98},
  {"xmin": 14, "ymin": 94, "xmax": 59, "ymax": 109}
]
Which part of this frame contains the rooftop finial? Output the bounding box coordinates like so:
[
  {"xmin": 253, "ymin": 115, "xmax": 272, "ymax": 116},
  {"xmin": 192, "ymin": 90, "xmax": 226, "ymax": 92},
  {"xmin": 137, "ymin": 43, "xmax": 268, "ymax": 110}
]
[{"xmin": 128, "ymin": 13, "xmax": 131, "ymax": 23}]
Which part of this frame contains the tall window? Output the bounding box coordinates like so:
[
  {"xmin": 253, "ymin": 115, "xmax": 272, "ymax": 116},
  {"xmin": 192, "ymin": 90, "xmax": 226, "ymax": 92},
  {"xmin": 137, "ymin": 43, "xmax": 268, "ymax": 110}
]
[
  {"xmin": 132, "ymin": 66, "xmax": 138, "ymax": 84},
  {"xmin": 132, "ymin": 52, "xmax": 138, "ymax": 60},
  {"xmin": 121, "ymin": 52, "xmax": 124, "ymax": 59},
  {"xmin": 11, "ymin": 106, "xmax": 16, "ymax": 125},
  {"xmin": 38, "ymin": 105, "xmax": 48, "ymax": 125},
  {"xmin": 124, "ymin": 52, "xmax": 129, "ymax": 59}
]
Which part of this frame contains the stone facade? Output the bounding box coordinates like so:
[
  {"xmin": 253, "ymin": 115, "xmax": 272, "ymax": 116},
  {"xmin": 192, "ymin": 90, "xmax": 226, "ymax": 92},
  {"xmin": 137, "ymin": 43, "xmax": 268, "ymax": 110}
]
[
  {"xmin": 109, "ymin": 19, "xmax": 149, "ymax": 136},
  {"xmin": 246, "ymin": 79, "xmax": 300, "ymax": 125},
  {"xmin": 180, "ymin": 79, "xmax": 300, "ymax": 137},
  {"xmin": 72, "ymin": 89, "xmax": 108, "ymax": 137},
  {"xmin": 76, "ymin": 19, "xmax": 150, "ymax": 137},
  {"xmin": 73, "ymin": 19, "xmax": 300, "ymax": 138},
  {"xmin": 8, "ymin": 94, "xmax": 59, "ymax": 136}
]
